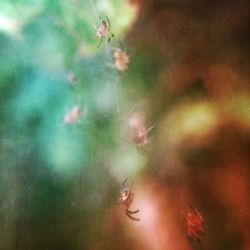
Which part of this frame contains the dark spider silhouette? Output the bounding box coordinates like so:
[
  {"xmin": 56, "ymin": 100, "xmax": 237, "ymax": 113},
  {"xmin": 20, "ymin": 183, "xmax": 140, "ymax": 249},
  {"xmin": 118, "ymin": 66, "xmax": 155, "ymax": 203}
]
[{"xmin": 117, "ymin": 179, "xmax": 140, "ymax": 221}]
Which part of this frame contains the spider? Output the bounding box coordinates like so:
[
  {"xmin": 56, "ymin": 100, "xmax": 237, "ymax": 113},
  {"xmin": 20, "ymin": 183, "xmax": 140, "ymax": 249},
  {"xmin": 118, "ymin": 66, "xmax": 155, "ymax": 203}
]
[
  {"xmin": 133, "ymin": 125, "xmax": 154, "ymax": 154},
  {"xmin": 117, "ymin": 179, "xmax": 140, "ymax": 221},
  {"xmin": 184, "ymin": 206, "xmax": 205, "ymax": 243},
  {"xmin": 113, "ymin": 48, "xmax": 130, "ymax": 72},
  {"xmin": 96, "ymin": 16, "xmax": 114, "ymax": 48},
  {"xmin": 64, "ymin": 105, "xmax": 87, "ymax": 125}
]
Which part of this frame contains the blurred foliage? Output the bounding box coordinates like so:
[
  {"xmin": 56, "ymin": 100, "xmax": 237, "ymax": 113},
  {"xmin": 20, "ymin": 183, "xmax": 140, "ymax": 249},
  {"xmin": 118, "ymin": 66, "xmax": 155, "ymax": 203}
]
[
  {"xmin": 1, "ymin": 0, "xmax": 250, "ymax": 250},
  {"xmin": 0, "ymin": 0, "xmax": 138, "ymax": 249}
]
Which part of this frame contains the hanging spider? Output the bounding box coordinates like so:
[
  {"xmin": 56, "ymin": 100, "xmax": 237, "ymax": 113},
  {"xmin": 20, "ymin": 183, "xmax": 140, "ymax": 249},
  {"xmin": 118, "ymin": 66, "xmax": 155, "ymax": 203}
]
[
  {"xmin": 64, "ymin": 105, "xmax": 87, "ymax": 125},
  {"xmin": 113, "ymin": 48, "xmax": 130, "ymax": 72},
  {"xmin": 117, "ymin": 179, "xmax": 140, "ymax": 221},
  {"xmin": 133, "ymin": 125, "xmax": 154, "ymax": 154},
  {"xmin": 96, "ymin": 16, "xmax": 114, "ymax": 48},
  {"xmin": 64, "ymin": 105, "xmax": 81, "ymax": 125},
  {"xmin": 184, "ymin": 206, "xmax": 205, "ymax": 243}
]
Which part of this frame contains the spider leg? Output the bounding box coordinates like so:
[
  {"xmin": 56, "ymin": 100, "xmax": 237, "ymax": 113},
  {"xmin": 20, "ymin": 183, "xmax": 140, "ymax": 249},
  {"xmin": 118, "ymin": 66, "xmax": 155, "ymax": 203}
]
[
  {"xmin": 126, "ymin": 210, "xmax": 140, "ymax": 221},
  {"xmin": 118, "ymin": 40, "xmax": 124, "ymax": 50},
  {"xmin": 127, "ymin": 209, "xmax": 140, "ymax": 214},
  {"xmin": 189, "ymin": 205, "xmax": 199, "ymax": 215},
  {"xmin": 120, "ymin": 178, "xmax": 128, "ymax": 189},
  {"xmin": 196, "ymin": 238, "xmax": 202, "ymax": 250},
  {"xmin": 106, "ymin": 16, "xmax": 111, "ymax": 27},
  {"xmin": 137, "ymin": 145, "xmax": 149, "ymax": 155},
  {"xmin": 146, "ymin": 125, "xmax": 155, "ymax": 134},
  {"xmin": 97, "ymin": 38, "xmax": 104, "ymax": 48},
  {"xmin": 117, "ymin": 198, "xmax": 124, "ymax": 205}
]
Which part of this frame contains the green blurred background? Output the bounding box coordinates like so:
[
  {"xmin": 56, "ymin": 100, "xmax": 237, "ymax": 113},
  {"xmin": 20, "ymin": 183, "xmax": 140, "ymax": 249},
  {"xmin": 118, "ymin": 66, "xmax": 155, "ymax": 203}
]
[
  {"xmin": 0, "ymin": 0, "xmax": 250, "ymax": 249},
  {"xmin": 0, "ymin": 1, "xmax": 136, "ymax": 249}
]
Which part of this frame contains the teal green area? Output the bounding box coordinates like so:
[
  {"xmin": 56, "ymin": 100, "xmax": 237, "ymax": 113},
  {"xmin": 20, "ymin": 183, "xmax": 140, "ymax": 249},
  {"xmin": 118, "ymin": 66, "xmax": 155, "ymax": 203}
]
[
  {"xmin": 0, "ymin": 1, "xmax": 136, "ymax": 249},
  {"xmin": 1, "ymin": 1, "xmax": 250, "ymax": 250}
]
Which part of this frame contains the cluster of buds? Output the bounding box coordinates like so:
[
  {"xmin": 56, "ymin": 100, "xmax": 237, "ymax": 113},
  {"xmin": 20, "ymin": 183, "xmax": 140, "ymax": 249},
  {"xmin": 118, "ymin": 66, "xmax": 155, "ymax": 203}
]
[{"xmin": 113, "ymin": 48, "xmax": 130, "ymax": 72}]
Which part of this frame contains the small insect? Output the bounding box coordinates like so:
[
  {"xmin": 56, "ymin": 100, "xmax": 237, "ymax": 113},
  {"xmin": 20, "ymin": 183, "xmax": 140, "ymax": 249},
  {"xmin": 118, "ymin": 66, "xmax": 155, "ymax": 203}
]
[
  {"xmin": 184, "ymin": 206, "xmax": 205, "ymax": 243},
  {"xmin": 64, "ymin": 105, "xmax": 84, "ymax": 125},
  {"xmin": 117, "ymin": 179, "xmax": 140, "ymax": 221},
  {"xmin": 133, "ymin": 125, "xmax": 154, "ymax": 154},
  {"xmin": 125, "ymin": 109, "xmax": 154, "ymax": 154},
  {"xmin": 96, "ymin": 16, "xmax": 114, "ymax": 48},
  {"xmin": 113, "ymin": 48, "xmax": 130, "ymax": 72}
]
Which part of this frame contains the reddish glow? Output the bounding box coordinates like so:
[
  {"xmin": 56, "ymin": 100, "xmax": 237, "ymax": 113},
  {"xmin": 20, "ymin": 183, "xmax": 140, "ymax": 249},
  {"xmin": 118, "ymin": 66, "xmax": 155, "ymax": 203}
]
[
  {"xmin": 127, "ymin": 178, "xmax": 191, "ymax": 250},
  {"xmin": 184, "ymin": 207, "xmax": 205, "ymax": 241}
]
